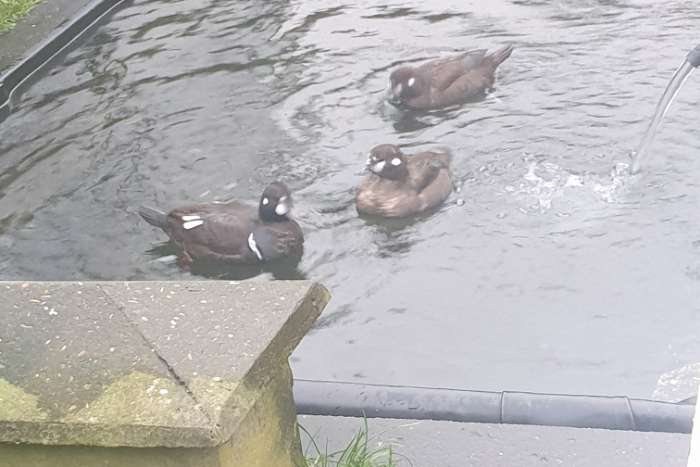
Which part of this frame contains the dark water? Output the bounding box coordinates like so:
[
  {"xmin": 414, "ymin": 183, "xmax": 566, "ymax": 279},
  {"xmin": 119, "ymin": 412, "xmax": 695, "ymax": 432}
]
[{"xmin": 2, "ymin": 0, "xmax": 700, "ymax": 399}]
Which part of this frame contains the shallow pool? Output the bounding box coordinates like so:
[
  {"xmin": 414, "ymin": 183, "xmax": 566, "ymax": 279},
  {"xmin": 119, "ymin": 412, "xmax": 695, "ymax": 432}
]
[{"xmin": 1, "ymin": 0, "xmax": 700, "ymax": 399}]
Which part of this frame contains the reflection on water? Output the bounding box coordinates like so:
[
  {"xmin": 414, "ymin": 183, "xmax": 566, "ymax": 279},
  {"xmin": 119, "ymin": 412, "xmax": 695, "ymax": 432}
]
[{"xmin": 1, "ymin": 0, "xmax": 700, "ymax": 399}]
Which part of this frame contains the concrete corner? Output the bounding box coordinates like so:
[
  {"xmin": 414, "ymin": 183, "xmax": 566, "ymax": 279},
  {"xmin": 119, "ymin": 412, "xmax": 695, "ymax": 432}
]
[{"xmin": 0, "ymin": 280, "xmax": 330, "ymax": 466}]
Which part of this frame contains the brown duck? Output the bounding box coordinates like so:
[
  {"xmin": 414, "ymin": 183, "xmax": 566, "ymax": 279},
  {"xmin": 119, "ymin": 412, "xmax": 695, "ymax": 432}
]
[
  {"xmin": 139, "ymin": 182, "xmax": 303, "ymax": 266},
  {"xmin": 356, "ymin": 144, "xmax": 452, "ymax": 218},
  {"xmin": 389, "ymin": 45, "xmax": 513, "ymax": 110}
]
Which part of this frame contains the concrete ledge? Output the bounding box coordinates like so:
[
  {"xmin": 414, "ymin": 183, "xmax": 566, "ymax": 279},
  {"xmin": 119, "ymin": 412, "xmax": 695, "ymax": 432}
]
[
  {"xmin": 0, "ymin": 281, "xmax": 330, "ymax": 454},
  {"xmin": 294, "ymin": 379, "xmax": 694, "ymax": 433}
]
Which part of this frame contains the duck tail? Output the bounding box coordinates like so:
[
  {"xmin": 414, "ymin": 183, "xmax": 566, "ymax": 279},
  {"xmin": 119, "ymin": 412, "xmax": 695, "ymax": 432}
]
[
  {"xmin": 432, "ymin": 146, "xmax": 453, "ymax": 166},
  {"xmin": 486, "ymin": 44, "xmax": 514, "ymax": 69},
  {"xmin": 139, "ymin": 206, "xmax": 169, "ymax": 230}
]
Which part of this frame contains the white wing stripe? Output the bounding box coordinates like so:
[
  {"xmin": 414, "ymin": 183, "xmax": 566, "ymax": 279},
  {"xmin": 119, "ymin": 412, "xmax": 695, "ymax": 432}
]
[
  {"xmin": 247, "ymin": 233, "xmax": 264, "ymax": 261},
  {"xmin": 183, "ymin": 220, "xmax": 204, "ymax": 230}
]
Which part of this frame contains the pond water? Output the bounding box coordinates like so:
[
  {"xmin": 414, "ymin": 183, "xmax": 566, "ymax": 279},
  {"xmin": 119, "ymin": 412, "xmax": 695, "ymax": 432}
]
[{"xmin": 1, "ymin": 0, "xmax": 700, "ymax": 399}]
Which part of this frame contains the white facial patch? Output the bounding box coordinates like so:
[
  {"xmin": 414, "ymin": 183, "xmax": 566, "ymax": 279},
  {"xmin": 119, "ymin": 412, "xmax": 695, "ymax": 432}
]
[
  {"xmin": 180, "ymin": 215, "xmax": 201, "ymax": 221},
  {"xmin": 182, "ymin": 220, "xmax": 204, "ymax": 230},
  {"xmin": 247, "ymin": 233, "xmax": 263, "ymax": 261},
  {"xmin": 371, "ymin": 160, "xmax": 386, "ymax": 174},
  {"xmin": 407, "ymin": 77, "xmax": 415, "ymax": 87},
  {"xmin": 391, "ymin": 157, "xmax": 402, "ymax": 166},
  {"xmin": 275, "ymin": 201, "xmax": 289, "ymax": 216},
  {"xmin": 262, "ymin": 197, "xmax": 270, "ymax": 206}
]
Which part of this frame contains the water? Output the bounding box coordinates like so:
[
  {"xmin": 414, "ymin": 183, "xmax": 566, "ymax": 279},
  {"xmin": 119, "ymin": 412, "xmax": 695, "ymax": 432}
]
[
  {"xmin": 631, "ymin": 60, "xmax": 695, "ymax": 174},
  {"xmin": 1, "ymin": 0, "xmax": 700, "ymax": 400}
]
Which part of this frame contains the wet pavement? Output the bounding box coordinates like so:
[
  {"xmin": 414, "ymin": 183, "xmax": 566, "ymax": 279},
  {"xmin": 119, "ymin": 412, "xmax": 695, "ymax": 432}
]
[{"xmin": 300, "ymin": 415, "xmax": 691, "ymax": 467}]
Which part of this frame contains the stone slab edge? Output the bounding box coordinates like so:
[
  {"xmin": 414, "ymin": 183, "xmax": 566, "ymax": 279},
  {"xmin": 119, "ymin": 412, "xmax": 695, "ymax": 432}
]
[
  {"xmin": 0, "ymin": 281, "xmax": 330, "ymax": 448},
  {"xmin": 212, "ymin": 282, "xmax": 331, "ymax": 445},
  {"xmin": 0, "ymin": 0, "xmax": 128, "ymax": 123}
]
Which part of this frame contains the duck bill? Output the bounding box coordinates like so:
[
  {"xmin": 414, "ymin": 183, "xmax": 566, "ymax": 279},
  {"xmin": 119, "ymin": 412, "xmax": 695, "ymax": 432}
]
[{"xmin": 386, "ymin": 84, "xmax": 403, "ymax": 106}]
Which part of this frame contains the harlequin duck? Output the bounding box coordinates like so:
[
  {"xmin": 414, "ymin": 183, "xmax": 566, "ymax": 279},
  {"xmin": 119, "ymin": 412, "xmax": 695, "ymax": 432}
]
[
  {"xmin": 356, "ymin": 144, "xmax": 452, "ymax": 218},
  {"xmin": 389, "ymin": 45, "xmax": 513, "ymax": 110},
  {"xmin": 139, "ymin": 182, "xmax": 303, "ymax": 266}
]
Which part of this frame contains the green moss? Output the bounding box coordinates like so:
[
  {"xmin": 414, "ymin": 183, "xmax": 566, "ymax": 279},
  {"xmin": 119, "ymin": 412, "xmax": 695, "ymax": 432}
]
[
  {"xmin": 217, "ymin": 365, "xmax": 300, "ymax": 467},
  {"xmin": 0, "ymin": 0, "xmax": 42, "ymax": 33},
  {"xmin": 63, "ymin": 371, "xmax": 209, "ymax": 428},
  {"xmin": 189, "ymin": 377, "xmax": 240, "ymax": 422},
  {"xmin": 0, "ymin": 378, "xmax": 48, "ymax": 421}
]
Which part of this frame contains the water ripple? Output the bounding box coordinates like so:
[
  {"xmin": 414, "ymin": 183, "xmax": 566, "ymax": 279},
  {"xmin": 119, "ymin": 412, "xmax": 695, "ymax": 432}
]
[{"xmin": 1, "ymin": 0, "xmax": 700, "ymax": 399}]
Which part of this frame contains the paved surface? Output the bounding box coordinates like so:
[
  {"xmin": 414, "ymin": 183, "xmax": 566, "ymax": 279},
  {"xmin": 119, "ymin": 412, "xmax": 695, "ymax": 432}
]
[
  {"xmin": 0, "ymin": 281, "xmax": 329, "ymax": 447},
  {"xmin": 299, "ymin": 415, "xmax": 691, "ymax": 467},
  {"xmin": 0, "ymin": 0, "xmax": 94, "ymax": 75}
]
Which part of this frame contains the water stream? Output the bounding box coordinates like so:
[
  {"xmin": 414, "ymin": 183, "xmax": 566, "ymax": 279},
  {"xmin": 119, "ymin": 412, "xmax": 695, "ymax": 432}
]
[{"xmin": 631, "ymin": 55, "xmax": 697, "ymax": 174}]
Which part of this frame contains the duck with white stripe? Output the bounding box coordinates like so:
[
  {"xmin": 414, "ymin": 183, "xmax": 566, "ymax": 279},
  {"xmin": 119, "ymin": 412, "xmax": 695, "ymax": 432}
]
[{"xmin": 139, "ymin": 181, "xmax": 303, "ymax": 267}]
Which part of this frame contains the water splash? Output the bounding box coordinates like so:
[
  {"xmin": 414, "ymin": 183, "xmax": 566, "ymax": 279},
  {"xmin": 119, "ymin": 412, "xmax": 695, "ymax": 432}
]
[
  {"xmin": 593, "ymin": 161, "xmax": 631, "ymax": 203},
  {"xmin": 505, "ymin": 157, "xmax": 631, "ymax": 213},
  {"xmin": 631, "ymin": 45, "xmax": 700, "ymax": 174}
]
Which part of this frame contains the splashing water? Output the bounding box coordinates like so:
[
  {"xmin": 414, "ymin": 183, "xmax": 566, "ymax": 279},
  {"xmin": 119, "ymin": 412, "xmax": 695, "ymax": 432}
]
[
  {"xmin": 505, "ymin": 156, "xmax": 631, "ymax": 214},
  {"xmin": 631, "ymin": 45, "xmax": 700, "ymax": 174}
]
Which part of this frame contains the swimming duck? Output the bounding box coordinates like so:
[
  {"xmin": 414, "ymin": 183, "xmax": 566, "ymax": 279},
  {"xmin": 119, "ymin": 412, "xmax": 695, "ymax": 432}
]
[
  {"xmin": 139, "ymin": 181, "xmax": 303, "ymax": 266},
  {"xmin": 389, "ymin": 45, "xmax": 513, "ymax": 110},
  {"xmin": 356, "ymin": 144, "xmax": 452, "ymax": 218}
]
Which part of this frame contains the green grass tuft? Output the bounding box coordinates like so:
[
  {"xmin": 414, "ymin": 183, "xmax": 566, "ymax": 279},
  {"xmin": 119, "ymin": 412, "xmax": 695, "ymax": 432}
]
[
  {"xmin": 300, "ymin": 420, "xmax": 408, "ymax": 467},
  {"xmin": 0, "ymin": 0, "xmax": 42, "ymax": 33}
]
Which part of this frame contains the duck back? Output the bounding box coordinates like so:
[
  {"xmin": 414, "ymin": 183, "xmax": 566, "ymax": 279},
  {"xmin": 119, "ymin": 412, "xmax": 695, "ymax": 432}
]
[
  {"xmin": 167, "ymin": 201, "xmax": 258, "ymax": 263},
  {"xmin": 407, "ymin": 45, "xmax": 513, "ymax": 109},
  {"xmin": 357, "ymin": 178, "xmax": 424, "ymax": 218}
]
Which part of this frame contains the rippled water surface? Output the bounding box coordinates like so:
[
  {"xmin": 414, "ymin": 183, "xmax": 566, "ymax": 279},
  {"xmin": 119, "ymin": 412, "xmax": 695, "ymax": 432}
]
[{"xmin": 2, "ymin": 0, "xmax": 700, "ymax": 399}]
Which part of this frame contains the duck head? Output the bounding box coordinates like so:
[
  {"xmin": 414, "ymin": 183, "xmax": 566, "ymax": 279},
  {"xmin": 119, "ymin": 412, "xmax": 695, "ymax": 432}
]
[
  {"xmin": 389, "ymin": 67, "xmax": 424, "ymax": 106},
  {"xmin": 259, "ymin": 181, "xmax": 293, "ymax": 222},
  {"xmin": 366, "ymin": 144, "xmax": 408, "ymax": 180}
]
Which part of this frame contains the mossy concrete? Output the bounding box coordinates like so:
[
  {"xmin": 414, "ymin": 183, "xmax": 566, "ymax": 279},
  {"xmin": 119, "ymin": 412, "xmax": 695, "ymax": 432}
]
[
  {"xmin": 1, "ymin": 361, "xmax": 303, "ymax": 467},
  {"xmin": 0, "ymin": 280, "xmax": 330, "ymax": 465},
  {"xmin": 0, "ymin": 379, "xmax": 48, "ymax": 422}
]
